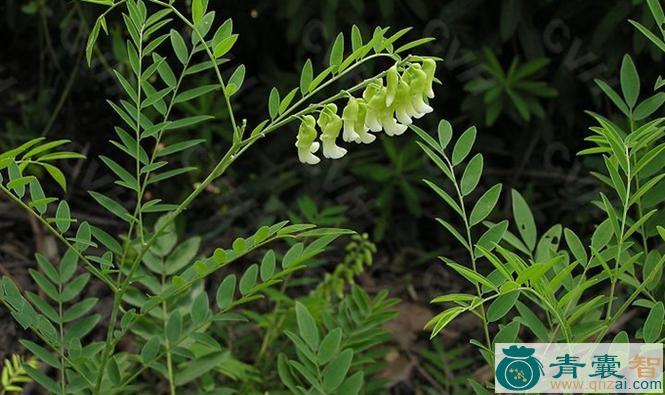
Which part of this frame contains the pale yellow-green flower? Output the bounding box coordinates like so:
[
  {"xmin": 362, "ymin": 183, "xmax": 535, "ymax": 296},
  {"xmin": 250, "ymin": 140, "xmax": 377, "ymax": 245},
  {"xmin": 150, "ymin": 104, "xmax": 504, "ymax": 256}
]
[
  {"xmin": 353, "ymin": 101, "xmax": 376, "ymax": 144},
  {"xmin": 407, "ymin": 64, "xmax": 434, "ymax": 115},
  {"xmin": 422, "ymin": 58, "xmax": 437, "ymax": 99},
  {"xmin": 295, "ymin": 115, "xmax": 320, "ymax": 164},
  {"xmin": 385, "ymin": 65, "xmax": 399, "ymax": 107},
  {"xmin": 318, "ymin": 104, "xmax": 347, "ymax": 159},
  {"xmin": 294, "ymin": 59, "xmax": 437, "ymax": 164},
  {"xmin": 342, "ymin": 97, "xmax": 361, "ymax": 143}
]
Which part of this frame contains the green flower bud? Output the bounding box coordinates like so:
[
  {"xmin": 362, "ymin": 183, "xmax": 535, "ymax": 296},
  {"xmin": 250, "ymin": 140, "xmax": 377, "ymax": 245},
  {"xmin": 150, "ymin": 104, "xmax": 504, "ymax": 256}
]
[
  {"xmin": 422, "ymin": 58, "xmax": 437, "ymax": 99},
  {"xmin": 385, "ymin": 65, "xmax": 399, "ymax": 107},
  {"xmin": 362, "ymin": 78, "xmax": 382, "ymax": 102}
]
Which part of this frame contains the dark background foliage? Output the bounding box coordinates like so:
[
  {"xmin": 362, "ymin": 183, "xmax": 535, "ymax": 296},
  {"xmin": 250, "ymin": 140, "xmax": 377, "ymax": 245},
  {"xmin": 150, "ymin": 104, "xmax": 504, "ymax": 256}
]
[{"xmin": 1, "ymin": 0, "xmax": 661, "ymax": 391}]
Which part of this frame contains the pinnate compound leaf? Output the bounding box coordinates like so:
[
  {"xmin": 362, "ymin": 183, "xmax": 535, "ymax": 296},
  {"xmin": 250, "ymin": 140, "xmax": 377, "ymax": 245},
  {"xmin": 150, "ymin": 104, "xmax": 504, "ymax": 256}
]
[
  {"xmin": 268, "ymin": 87, "xmax": 280, "ymax": 119},
  {"xmin": 89, "ymin": 191, "xmax": 130, "ymax": 221},
  {"xmin": 24, "ymin": 365, "xmax": 59, "ymax": 394},
  {"xmin": 486, "ymin": 291, "xmax": 519, "ymax": 322},
  {"xmin": 295, "ymin": 302, "xmax": 319, "ymax": 350},
  {"xmin": 438, "ymin": 119, "xmax": 453, "ymax": 149},
  {"xmin": 260, "ymin": 250, "xmax": 276, "ymax": 281},
  {"xmin": 216, "ymin": 275, "xmax": 236, "ymax": 309},
  {"xmin": 643, "ymin": 302, "xmax": 664, "ymax": 342},
  {"xmin": 460, "ymin": 153, "xmax": 483, "ymax": 195},
  {"xmin": 55, "ymin": 200, "xmax": 72, "ymax": 233},
  {"xmin": 317, "ymin": 328, "xmax": 342, "ymax": 365},
  {"xmin": 239, "ymin": 264, "xmax": 258, "ymax": 295},
  {"xmin": 213, "ymin": 34, "xmax": 238, "ymax": 58},
  {"xmin": 169, "ymin": 29, "xmax": 188, "ymax": 64},
  {"xmin": 165, "ymin": 311, "xmax": 182, "ymax": 343},
  {"xmin": 323, "ymin": 349, "xmax": 353, "ymax": 392},
  {"xmin": 141, "ymin": 336, "xmax": 160, "ymax": 362},
  {"xmin": 300, "ymin": 59, "xmax": 313, "ymax": 94},
  {"xmin": 469, "ymin": 184, "xmax": 502, "ymax": 226},
  {"xmin": 337, "ymin": 371, "xmax": 364, "ymax": 395},
  {"xmin": 329, "ymin": 33, "xmax": 344, "ymax": 68},
  {"xmin": 511, "ymin": 189, "xmax": 537, "ymax": 251},
  {"xmin": 620, "ymin": 54, "xmax": 639, "ymax": 109},
  {"xmin": 452, "ymin": 126, "xmax": 476, "ymax": 165}
]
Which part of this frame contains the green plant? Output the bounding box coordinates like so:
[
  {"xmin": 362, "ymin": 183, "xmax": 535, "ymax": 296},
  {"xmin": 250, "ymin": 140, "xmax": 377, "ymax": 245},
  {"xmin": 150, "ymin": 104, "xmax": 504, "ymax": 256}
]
[
  {"xmin": 0, "ymin": 0, "xmax": 437, "ymax": 393},
  {"xmin": 463, "ymin": 49, "xmax": 557, "ymax": 126},
  {"xmin": 417, "ymin": 341, "xmax": 473, "ymax": 395},
  {"xmin": 414, "ymin": 20, "xmax": 664, "ymax": 393},
  {"xmin": 278, "ymin": 287, "xmax": 398, "ymax": 394},
  {"xmin": 0, "ymin": 354, "xmax": 39, "ymax": 395},
  {"xmin": 315, "ymin": 233, "xmax": 377, "ymax": 300}
]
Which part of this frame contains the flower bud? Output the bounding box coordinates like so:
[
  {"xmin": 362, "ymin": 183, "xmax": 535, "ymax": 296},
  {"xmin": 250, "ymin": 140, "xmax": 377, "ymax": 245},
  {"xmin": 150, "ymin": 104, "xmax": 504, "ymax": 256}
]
[
  {"xmin": 422, "ymin": 58, "xmax": 437, "ymax": 99},
  {"xmin": 295, "ymin": 115, "xmax": 320, "ymax": 165},
  {"xmin": 318, "ymin": 104, "xmax": 347, "ymax": 159},
  {"xmin": 362, "ymin": 78, "xmax": 382, "ymax": 102},
  {"xmin": 385, "ymin": 65, "xmax": 399, "ymax": 107}
]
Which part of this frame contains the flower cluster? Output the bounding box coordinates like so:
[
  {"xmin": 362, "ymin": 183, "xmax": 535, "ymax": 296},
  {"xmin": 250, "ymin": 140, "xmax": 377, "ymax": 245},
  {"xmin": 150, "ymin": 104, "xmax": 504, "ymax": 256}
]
[{"xmin": 295, "ymin": 58, "xmax": 436, "ymax": 164}]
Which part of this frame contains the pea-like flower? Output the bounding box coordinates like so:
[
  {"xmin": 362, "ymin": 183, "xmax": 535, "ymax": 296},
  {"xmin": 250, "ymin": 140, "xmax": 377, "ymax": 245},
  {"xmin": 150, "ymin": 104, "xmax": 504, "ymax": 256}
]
[
  {"xmin": 363, "ymin": 81, "xmax": 385, "ymax": 132},
  {"xmin": 342, "ymin": 97, "xmax": 361, "ymax": 143},
  {"xmin": 295, "ymin": 115, "xmax": 320, "ymax": 165},
  {"xmin": 408, "ymin": 64, "xmax": 434, "ymax": 115},
  {"xmin": 353, "ymin": 101, "xmax": 376, "ymax": 144},
  {"xmin": 380, "ymin": 111, "xmax": 408, "ymax": 136},
  {"xmin": 293, "ymin": 58, "xmax": 437, "ymax": 165},
  {"xmin": 318, "ymin": 104, "xmax": 347, "ymax": 159},
  {"xmin": 394, "ymin": 79, "xmax": 416, "ymax": 125}
]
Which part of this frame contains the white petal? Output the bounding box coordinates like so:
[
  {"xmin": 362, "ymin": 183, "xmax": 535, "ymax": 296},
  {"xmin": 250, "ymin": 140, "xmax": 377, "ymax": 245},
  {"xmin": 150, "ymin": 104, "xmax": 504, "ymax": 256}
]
[
  {"xmin": 296, "ymin": 142, "xmax": 320, "ymax": 164},
  {"xmin": 426, "ymin": 88, "xmax": 435, "ymax": 99},
  {"xmin": 322, "ymin": 140, "xmax": 348, "ymax": 159},
  {"xmin": 365, "ymin": 112, "xmax": 383, "ymax": 132},
  {"xmin": 342, "ymin": 121, "xmax": 360, "ymax": 143},
  {"xmin": 304, "ymin": 153, "xmax": 320, "ymax": 164},
  {"xmin": 396, "ymin": 107, "xmax": 413, "ymax": 125},
  {"xmin": 310, "ymin": 142, "xmax": 320, "ymax": 153},
  {"xmin": 356, "ymin": 128, "xmax": 376, "ymax": 144},
  {"xmin": 298, "ymin": 149, "xmax": 320, "ymax": 164},
  {"xmin": 412, "ymin": 95, "xmax": 433, "ymax": 114},
  {"xmin": 382, "ymin": 117, "xmax": 408, "ymax": 136}
]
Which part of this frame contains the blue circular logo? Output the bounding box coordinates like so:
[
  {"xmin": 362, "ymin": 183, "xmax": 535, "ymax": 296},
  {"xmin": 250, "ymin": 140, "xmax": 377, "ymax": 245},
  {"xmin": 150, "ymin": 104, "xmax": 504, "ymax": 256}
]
[{"xmin": 496, "ymin": 346, "xmax": 544, "ymax": 391}]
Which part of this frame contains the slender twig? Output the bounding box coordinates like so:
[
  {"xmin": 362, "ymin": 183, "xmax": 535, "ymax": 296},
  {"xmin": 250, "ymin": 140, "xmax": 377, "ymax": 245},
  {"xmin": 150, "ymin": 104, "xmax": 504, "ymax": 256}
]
[
  {"xmin": 605, "ymin": 145, "xmax": 632, "ymax": 323},
  {"xmin": 439, "ymin": 152, "xmax": 493, "ymax": 351}
]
